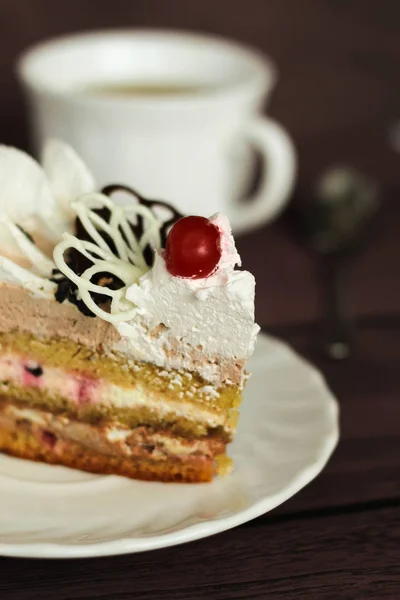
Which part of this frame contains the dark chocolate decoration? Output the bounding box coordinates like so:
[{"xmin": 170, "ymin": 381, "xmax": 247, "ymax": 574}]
[
  {"xmin": 52, "ymin": 185, "xmax": 183, "ymax": 319},
  {"xmin": 101, "ymin": 184, "xmax": 184, "ymax": 249},
  {"xmin": 25, "ymin": 364, "xmax": 43, "ymax": 378},
  {"xmin": 74, "ymin": 206, "xmax": 116, "ymax": 273},
  {"xmin": 51, "ymin": 269, "xmax": 97, "ymax": 317}
]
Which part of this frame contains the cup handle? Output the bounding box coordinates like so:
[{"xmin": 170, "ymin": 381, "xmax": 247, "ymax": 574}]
[{"xmin": 229, "ymin": 117, "xmax": 297, "ymax": 233}]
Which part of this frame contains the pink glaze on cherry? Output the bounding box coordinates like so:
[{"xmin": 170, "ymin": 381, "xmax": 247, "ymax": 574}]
[{"xmin": 164, "ymin": 216, "xmax": 222, "ymax": 279}]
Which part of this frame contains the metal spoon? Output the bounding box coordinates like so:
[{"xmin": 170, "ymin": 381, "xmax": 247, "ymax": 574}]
[{"xmin": 296, "ymin": 167, "xmax": 381, "ymax": 360}]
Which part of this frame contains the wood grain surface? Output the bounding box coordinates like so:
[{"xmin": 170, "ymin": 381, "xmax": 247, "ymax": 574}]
[
  {"xmin": 0, "ymin": 1, "xmax": 399, "ymax": 598},
  {"xmin": 1, "ymin": 505, "xmax": 399, "ymax": 599}
]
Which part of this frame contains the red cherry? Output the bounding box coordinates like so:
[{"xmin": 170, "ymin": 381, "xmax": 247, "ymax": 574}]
[{"xmin": 165, "ymin": 216, "xmax": 221, "ymax": 279}]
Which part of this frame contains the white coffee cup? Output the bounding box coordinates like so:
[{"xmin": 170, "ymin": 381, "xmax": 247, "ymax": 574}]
[{"xmin": 17, "ymin": 30, "xmax": 296, "ymax": 233}]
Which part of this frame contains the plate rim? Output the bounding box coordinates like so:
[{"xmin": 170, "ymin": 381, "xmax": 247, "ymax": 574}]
[{"xmin": 0, "ymin": 334, "xmax": 339, "ymax": 558}]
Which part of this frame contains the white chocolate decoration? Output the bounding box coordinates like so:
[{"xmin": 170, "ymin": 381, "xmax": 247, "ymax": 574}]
[
  {"xmin": 53, "ymin": 193, "xmax": 163, "ymax": 323},
  {"xmin": 41, "ymin": 138, "xmax": 96, "ymax": 221}
]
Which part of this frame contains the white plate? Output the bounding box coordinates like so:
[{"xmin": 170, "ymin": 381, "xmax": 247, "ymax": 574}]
[{"xmin": 0, "ymin": 333, "xmax": 339, "ymax": 558}]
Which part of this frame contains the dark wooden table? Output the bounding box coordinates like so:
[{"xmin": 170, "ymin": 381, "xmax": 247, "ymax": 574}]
[{"xmin": 0, "ymin": 1, "xmax": 400, "ymax": 598}]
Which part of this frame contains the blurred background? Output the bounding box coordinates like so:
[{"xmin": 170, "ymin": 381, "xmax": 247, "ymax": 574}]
[{"xmin": 1, "ymin": 0, "xmax": 399, "ymax": 331}]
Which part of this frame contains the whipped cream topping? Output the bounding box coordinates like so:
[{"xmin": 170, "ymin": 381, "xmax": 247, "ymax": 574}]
[
  {"xmin": 0, "ymin": 140, "xmax": 259, "ymax": 377},
  {"xmin": 123, "ymin": 213, "xmax": 259, "ymax": 362},
  {"xmin": 0, "ymin": 217, "xmax": 56, "ymax": 299},
  {"xmin": 41, "ymin": 139, "xmax": 95, "ymax": 222},
  {"xmin": 212, "ymin": 213, "xmax": 241, "ymax": 273},
  {"xmin": 0, "ymin": 139, "xmax": 95, "ymax": 296}
]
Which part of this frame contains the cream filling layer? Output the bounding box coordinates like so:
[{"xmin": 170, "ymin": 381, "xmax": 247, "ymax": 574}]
[
  {"xmin": 0, "ymin": 354, "xmax": 228, "ymax": 431},
  {"xmin": 5, "ymin": 405, "xmax": 220, "ymax": 459}
]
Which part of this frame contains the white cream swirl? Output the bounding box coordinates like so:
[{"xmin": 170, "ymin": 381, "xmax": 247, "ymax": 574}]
[{"xmin": 121, "ymin": 213, "xmax": 259, "ymax": 367}]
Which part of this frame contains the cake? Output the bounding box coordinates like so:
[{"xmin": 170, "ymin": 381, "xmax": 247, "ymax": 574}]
[{"xmin": 0, "ymin": 140, "xmax": 259, "ymax": 483}]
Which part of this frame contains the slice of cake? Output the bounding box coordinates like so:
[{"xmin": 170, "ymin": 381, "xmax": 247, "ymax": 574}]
[{"xmin": 0, "ymin": 140, "xmax": 259, "ymax": 483}]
